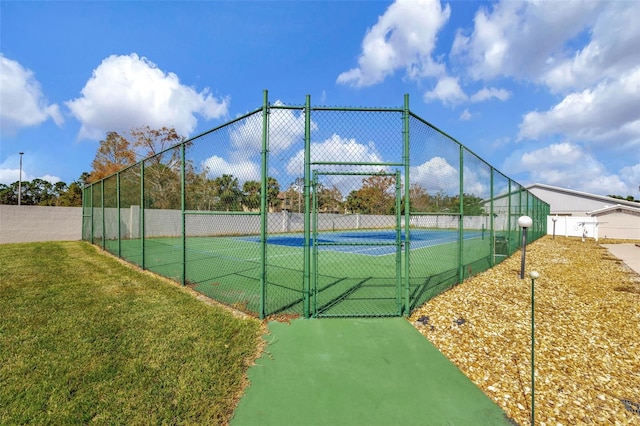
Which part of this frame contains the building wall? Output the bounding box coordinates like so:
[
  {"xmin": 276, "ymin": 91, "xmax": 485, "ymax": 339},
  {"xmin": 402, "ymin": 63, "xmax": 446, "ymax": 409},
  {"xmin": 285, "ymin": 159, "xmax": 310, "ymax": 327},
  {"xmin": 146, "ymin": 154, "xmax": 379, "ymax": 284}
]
[
  {"xmin": 527, "ymin": 185, "xmax": 632, "ymax": 215},
  {"xmin": 0, "ymin": 205, "xmax": 82, "ymax": 244},
  {"xmin": 529, "ymin": 184, "xmax": 640, "ymax": 240},
  {"xmin": 594, "ymin": 210, "xmax": 640, "ymax": 240}
]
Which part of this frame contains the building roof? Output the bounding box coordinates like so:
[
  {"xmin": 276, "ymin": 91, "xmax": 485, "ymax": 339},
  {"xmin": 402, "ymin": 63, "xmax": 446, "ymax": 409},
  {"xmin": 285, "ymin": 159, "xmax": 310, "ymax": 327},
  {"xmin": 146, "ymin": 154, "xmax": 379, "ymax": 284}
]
[
  {"xmin": 588, "ymin": 204, "xmax": 640, "ymax": 216},
  {"xmin": 526, "ymin": 183, "xmax": 640, "ymax": 209}
]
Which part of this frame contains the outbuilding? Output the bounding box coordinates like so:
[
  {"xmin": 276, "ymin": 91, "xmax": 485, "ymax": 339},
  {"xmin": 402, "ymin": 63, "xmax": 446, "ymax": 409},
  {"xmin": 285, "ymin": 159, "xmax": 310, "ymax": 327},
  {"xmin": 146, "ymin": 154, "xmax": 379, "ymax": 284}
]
[{"xmin": 526, "ymin": 183, "xmax": 640, "ymax": 240}]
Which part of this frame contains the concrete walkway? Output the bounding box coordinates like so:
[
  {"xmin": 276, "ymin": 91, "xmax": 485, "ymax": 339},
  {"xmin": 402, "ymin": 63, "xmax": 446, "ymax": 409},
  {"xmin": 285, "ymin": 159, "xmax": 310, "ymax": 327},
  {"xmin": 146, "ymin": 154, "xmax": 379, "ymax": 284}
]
[
  {"xmin": 602, "ymin": 243, "xmax": 640, "ymax": 275},
  {"xmin": 231, "ymin": 318, "xmax": 514, "ymax": 426}
]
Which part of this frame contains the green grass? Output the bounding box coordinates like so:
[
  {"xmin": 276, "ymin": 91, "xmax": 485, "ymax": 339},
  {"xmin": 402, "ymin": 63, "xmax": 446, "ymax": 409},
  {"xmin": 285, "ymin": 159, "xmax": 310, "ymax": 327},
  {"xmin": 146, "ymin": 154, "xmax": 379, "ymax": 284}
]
[{"xmin": 0, "ymin": 241, "xmax": 262, "ymax": 425}]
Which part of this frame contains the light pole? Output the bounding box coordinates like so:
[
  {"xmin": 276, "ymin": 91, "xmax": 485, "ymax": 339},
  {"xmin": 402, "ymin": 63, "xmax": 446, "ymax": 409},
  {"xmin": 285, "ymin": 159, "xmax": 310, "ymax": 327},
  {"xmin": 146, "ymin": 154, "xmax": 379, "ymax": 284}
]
[
  {"xmin": 551, "ymin": 216, "xmax": 558, "ymax": 240},
  {"xmin": 529, "ymin": 270, "xmax": 539, "ymax": 426},
  {"xmin": 518, "ymin": 215, "xmax": 533, "ymax": 279},
  {"xmin": 18, "ymin": 152, "xmax": 24, "ymax": 206}
]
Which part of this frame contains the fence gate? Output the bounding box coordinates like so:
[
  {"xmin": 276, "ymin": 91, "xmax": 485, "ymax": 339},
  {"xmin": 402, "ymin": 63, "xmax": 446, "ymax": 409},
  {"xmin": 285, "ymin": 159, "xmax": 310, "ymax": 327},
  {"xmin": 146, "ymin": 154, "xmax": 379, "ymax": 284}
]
[{"xmin": 310, "ymin": 170, "xmax": 403, "ymax": 317}]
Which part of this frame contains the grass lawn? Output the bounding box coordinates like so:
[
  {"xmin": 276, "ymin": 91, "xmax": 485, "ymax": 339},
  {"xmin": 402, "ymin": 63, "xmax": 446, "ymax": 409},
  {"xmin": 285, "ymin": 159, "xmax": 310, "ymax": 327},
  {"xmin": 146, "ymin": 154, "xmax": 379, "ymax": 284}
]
[{"xmin": 0, "ymin": 241, "xmax": 262, "ymax": 425}]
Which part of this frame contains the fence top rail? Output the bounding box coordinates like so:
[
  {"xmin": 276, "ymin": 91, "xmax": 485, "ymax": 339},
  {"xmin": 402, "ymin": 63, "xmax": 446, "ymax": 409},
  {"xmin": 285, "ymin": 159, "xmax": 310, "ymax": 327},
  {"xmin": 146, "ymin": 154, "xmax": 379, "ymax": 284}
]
[
  {"xmin": 311, "ymin": 161, "xmax": 404, "ymax": 167},
  {"xmin": 267, "ymin": 103, "xmax": 403, "ymax": 113},
  {"xmin": 183, "ymin": 210, "xmax": 261, "ymax": 216},
  {"xmin": 314, "ymin": 170, "xmax": 400, "ymax": 177}
]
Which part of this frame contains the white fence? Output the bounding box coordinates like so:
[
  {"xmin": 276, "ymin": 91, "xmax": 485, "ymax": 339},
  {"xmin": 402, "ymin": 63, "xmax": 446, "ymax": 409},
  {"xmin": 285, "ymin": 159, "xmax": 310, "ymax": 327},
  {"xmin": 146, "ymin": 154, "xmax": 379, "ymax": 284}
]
[
  {"xmin": 94, "ymin": 207, "xmax": 497, "ymax": 240},
  {"xmin": 547, "ymin": 216, "xmax": 599, "ymax": 241}
]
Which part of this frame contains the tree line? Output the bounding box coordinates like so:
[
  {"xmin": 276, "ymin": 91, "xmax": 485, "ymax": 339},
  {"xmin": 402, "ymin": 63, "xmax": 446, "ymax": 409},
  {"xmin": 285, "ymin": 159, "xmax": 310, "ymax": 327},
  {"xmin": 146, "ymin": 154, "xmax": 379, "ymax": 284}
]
[
  {"xmin": 2, "ymin": 124, "xmax": 487, "ymax": 215},
  {"xmin": 0, "ymin": 175, "xmax": 87, "ymax": 206}
]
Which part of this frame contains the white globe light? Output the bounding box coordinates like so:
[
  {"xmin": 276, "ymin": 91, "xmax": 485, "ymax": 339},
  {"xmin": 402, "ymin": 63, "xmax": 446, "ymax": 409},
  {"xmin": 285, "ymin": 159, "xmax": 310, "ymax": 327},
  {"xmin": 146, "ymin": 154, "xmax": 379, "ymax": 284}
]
[
  {"xmin": 529, "ymin": 270, "xmax": 540, "ymax": 279},
  {"xmin": 518, "ymin": 216, "xmax": 533, "ymax": 228}
]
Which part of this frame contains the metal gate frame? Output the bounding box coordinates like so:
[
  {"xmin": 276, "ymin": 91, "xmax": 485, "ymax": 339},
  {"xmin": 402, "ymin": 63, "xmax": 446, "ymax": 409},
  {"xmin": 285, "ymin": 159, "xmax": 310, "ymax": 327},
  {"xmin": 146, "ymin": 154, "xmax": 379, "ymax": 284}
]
[{"xmin": 310, "ymin": 170, "xmax": 404, "ymax": 317}]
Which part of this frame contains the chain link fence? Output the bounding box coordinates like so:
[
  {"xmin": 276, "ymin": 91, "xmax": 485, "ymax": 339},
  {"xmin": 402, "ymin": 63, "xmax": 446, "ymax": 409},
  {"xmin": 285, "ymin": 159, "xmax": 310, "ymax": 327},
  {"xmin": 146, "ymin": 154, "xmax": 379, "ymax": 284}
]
[{"xmin": 82, "ymin": 92, "xmax": 549, "ymax": 318}]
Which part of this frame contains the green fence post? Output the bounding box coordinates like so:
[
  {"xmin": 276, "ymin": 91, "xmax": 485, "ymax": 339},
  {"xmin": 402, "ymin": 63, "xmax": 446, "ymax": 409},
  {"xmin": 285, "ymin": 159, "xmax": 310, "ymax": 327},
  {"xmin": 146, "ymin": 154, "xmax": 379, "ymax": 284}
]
[
  {"xmin": 117, "ymin": 172, "xmax": 121, "ymax": 258},
  {"xmin": 140, "ymin": 161, "xmax": 145, "ymax": 270},
  {"xmin": 181, "ymin": 142, "xmax": 186, "ymax": 286},
  {"xmin": 507, "ymin": 180, "xmax": 512, "ymax": 254},
  {"xmin": 518, "ymin": 186, "xmax": 524, "ymax": 255},
  {"xmin": 458, "ymin": 146, "xmax": 464, "ymax": 283},
  {"xmin": 395, "ymin": 169, "xmax": 402, "ymax": 315},
  {"xmin": 101, "ymin": 180, "xmax": 105, "ymax": 250},
  {"xmin": 490, "ymin": 168, "xmax": 495, "ymax": 266},
  {"xmin": 402, "ymin": 93, "xmax": 411, "ymax": 316},
  {"xmin": 303, "ymin": 94, "xmax": 312, "ymax": 318},
  {"xmin": 90, "ymin": 184, "xmax": 94, "ymax": 244},
  {"xmin": 260, "ymin": 90, "xmax": 269, "ymax": 319},
  {"xmin": 312, "ymin": 171, "xmax": 318, "ymax": 317}
]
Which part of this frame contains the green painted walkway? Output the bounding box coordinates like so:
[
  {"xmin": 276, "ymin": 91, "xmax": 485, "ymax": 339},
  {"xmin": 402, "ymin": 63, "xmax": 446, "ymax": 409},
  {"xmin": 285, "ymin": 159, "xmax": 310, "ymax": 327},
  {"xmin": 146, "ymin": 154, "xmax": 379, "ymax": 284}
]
[{"xmin": 231, "ymin": 318, "xmax": 514, "ymax": 426}]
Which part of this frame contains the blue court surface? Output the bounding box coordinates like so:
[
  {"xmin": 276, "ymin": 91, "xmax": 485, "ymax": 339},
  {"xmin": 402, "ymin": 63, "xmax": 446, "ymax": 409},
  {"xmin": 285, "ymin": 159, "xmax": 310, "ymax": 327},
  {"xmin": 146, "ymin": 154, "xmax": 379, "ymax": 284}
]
[{"xmin": 241, "ymin": 229, "xmax": 484, "ymax": 256}]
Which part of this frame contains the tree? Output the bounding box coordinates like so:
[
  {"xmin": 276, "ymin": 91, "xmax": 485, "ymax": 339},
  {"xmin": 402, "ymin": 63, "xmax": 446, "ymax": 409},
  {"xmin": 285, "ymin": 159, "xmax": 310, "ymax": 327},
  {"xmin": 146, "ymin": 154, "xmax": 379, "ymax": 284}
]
[
  {"xmin": 607, "ymin": 194, "xmax": 640, "ymax": 203},
  {"xmin": 242, "ymin": 180, "xmax": 261, "ymax": 211},
  {"xmin": 316, "ymin": 183, "xmax": 343, "ymax": 213},
  {"xmin": 345, "ymin": 172, "xmax": 396, "ymax": 214},
  {"xmin": 130, "ymin": 125, "xmax": 184, "ymax": 162},
  {"xmin": 267, "ymin": 177, "xmax": 280, "ymax": 211},
  {"xmin": 408, "ymin": 183, "xmax": 430, "ymax": 213},
  {"xmin": 212, "ymin": 174, "xmax": 242, "ymax": 211},
  {"xmin": 58, "ymin": 181, "xmax": 83, "ymax": 206},
  {"xmin": 185, "ymin": 170, "xmax": 216, "ymax": 210},
  {"xmin": 0, "ymin": 183, "xmax": 16, "ymax": 204},
  {"xmin": 0, "ymin": 174, "xmax": 85, "ymax": 206},
  {"xmin": 144, "ymin": 163, "xmax": 181, "ymax": 209},
  {"xmin": 89, "ymin": 131, "xmax": 136, "ymax": 182}
]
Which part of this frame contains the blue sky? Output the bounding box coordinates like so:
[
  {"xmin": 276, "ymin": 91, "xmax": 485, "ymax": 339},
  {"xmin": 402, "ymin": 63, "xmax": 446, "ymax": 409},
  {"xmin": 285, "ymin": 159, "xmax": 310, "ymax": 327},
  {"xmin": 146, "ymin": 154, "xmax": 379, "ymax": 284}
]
[{"xmin": 1, "ymin": 0, "xmax": 639, "ymax": 197}]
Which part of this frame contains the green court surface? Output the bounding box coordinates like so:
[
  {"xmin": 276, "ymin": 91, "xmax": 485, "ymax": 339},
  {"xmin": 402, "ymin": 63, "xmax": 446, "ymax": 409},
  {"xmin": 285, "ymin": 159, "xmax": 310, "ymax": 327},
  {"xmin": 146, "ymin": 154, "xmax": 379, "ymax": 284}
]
[
  {"xmin": 231, "ymin": 318, "xmax": 514, "ymax": 426},
  {"xmin": 104, "ymin": 229, "xmax": 498, "ymax": 317}
]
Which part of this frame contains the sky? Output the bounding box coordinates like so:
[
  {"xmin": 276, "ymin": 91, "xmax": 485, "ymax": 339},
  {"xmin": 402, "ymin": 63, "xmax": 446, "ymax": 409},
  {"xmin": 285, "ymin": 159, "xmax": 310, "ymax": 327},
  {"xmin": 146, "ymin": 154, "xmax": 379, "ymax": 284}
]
[{"xmin": 1, "ymin": 0, "xmax": 639, "ymax": 198}]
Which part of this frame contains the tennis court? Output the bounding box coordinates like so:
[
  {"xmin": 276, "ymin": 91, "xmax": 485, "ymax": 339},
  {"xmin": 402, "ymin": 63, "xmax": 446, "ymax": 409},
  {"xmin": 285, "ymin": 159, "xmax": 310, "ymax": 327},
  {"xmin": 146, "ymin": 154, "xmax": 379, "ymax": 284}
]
[
  {"xmin": 108, "ymin": 227, "xmax": 494, "ymax": 318},
  {"xmin": 85, "ymin": 92, "xmax": 549, "ymax": 318}
]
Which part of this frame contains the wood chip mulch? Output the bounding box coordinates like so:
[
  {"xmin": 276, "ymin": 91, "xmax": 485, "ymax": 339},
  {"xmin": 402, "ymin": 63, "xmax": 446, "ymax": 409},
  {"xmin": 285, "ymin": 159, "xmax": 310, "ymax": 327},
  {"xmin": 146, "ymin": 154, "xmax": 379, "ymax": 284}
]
[{"xmin": 410, "ymin": 236, "xmax": 640, "ymax": 426}]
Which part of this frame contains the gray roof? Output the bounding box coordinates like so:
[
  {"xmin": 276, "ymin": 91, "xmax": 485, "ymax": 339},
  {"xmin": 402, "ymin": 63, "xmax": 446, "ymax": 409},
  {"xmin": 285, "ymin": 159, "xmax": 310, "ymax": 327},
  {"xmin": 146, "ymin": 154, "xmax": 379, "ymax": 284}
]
[{"xmin": 526, "ymin": 183, "xmax": 640, "ymax": 209}]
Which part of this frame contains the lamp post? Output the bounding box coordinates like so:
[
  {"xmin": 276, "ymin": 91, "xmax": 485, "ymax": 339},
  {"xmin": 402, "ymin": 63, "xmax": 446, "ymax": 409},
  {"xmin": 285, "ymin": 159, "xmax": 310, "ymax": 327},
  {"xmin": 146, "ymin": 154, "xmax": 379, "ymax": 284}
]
[
  {"xmin": 551, "ymin": 216, "xmax": 557, "ymax": 239},
  {"xmin": 18, "ymin": 152, "xmax": 24, "ymax": 206},
  {"xmin": 518, "ymin": 215, "xmax": 533, "ymax": 279},
  {"xmin": 529, "ymin": 270, "xmax": 539, "ymax": 426}
]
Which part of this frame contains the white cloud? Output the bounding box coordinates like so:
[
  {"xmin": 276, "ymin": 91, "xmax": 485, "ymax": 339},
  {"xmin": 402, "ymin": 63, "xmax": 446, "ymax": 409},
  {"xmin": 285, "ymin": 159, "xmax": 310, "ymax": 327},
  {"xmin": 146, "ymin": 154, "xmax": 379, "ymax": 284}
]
[
  {"xmin": 459, "ymin": 109, "xmax": 472, "ymax": 121},
  {"xmin": 518, "ymin": 67, "xmax": 640, "ymax": 149},
  {"xmin": 201, "ymin": 155, "xmax": 260, "ymax": 184},
  {"xmin": 451, "ymin": 0, "xmax": 604, "ymax": 83},
  {"xmin": 337, "ymin": 0, "xmax": 450, "ymax": 87},
  {"xmin": 412, "ymin": 156, "xmax": 490, "ymax": 198},
  {"xmin": 423, "ymin": 76, "xmax": 467, "ymax": 106},
  {"xmin": 470, "ymin": 87, "xmax": 510, "ymax": 103},
  {"xmin": 0, "ymin": 55, "xmax": 63, "ymax": 136},
  {"xmin": 541, "ymin": 1, "xmax": 640, "ymax": 92},
  {"xmin": 0, "ymin": 156, "xmax": 61, "ymax": 185},
  {"xmin": 0, "ymin": 167, "xmax": 22, "ymax": 185},
  {"xmin": 66, "ymin": 53, "xmax": 229, "ymax": 140},
  {"xmin": 286, "ymin": 134, "xmax": 384, "ymax": 175},
  {"xmin": 286, "ymin": 134, "xmax": 385, "ymax": 195},
  {"xmin": 229, "ymin": 101, "xmax": 316, "ymax": 155},
  {"xmin": 509, "ymin": 142, "xmax": 632, "ymax": 195},
  {"xmin": 619, "ymin": 164, "xmax": 640, "ymax": 197},
  {"xmin": 410, "ymin": 156, "xmax": 458, "ymax": 194}
]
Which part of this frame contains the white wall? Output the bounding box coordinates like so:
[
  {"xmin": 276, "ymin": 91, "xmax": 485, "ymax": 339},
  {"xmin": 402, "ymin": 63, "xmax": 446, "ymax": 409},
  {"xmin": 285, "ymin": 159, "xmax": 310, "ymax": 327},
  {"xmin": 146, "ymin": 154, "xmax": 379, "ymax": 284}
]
[
  {"xmin": 0, "ymin": 205, "xmax": 82, "ymax": 244},
  {"xmin": 547, "ymin": 216, "xmax": 599, "ymax": 240}
]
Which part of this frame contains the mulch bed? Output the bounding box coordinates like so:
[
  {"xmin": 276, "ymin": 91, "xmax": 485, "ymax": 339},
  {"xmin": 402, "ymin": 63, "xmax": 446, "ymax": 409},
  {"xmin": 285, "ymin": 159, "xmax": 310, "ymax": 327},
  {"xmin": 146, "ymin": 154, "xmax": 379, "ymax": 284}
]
[{"xmin": 410, "ymin": 236, "xmax": 639, "ymax": 425}]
